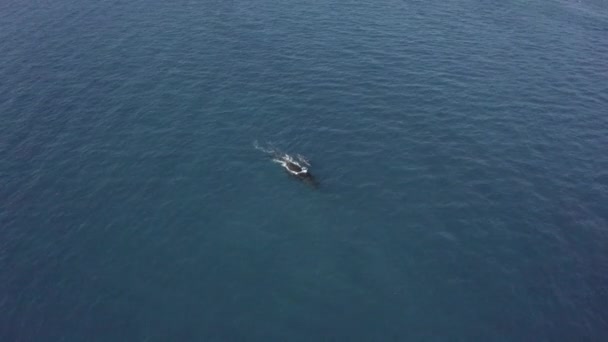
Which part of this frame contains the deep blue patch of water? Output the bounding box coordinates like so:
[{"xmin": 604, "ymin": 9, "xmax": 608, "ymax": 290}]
[{"xmin": 1, "ymin": 0, "xmax": 607, "ymax": 340}]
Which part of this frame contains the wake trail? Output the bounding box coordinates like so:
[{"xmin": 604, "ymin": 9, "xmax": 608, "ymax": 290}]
[{"xmin": 254, "ymin": 140, "xmax": 311, "ymax": 166}]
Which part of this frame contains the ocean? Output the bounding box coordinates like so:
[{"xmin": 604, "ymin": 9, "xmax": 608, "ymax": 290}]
[{"xmin": 1, "ymin": 0, "xmax": 607, "ymax": 340}]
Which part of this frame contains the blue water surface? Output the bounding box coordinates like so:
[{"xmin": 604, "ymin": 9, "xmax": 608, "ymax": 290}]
[{"xmin": 1, "ymin": 0, "xmax": 607, "ymax": 341}]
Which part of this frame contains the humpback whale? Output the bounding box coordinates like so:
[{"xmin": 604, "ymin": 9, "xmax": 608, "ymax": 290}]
[
  {"xmin": 254, "ymin": 141, "xmax": 318, "ymax": 187},
  {"xmin": 275, "ymin": 154, "xmax": 311, "ymax": 176}
]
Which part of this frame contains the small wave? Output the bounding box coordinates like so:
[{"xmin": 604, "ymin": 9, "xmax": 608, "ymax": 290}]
[
  {"xmin": 254, "ymin": 140, "xmax": 311, "ymax": 168},
  {"xmin": 253, "ymin": 140, "xmax": 279, "ymax": 156}
]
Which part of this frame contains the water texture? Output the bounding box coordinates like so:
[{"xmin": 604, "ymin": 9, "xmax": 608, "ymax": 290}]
[{"xmin": 1, "ymin": 0, "xmax": 607, "ymax": 341}]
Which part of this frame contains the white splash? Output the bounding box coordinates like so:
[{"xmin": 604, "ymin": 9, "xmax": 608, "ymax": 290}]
[{"xmin": 254, "ymin": 141, "xmax": 311, "ymax": 176}]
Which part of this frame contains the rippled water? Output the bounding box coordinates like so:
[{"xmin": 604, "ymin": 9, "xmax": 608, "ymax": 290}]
[{"xmin": 1, "ymin": 0, "xmax": 607, "ymax": 340}]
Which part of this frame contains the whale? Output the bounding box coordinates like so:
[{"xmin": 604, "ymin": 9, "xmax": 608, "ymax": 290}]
[
  {"xmin": 273, "ymin": 154, "xmax": 318, "ymax": 187},
  {"xmin": 254, "ymin": 141, "xmax": 318, "ymax": 187}
]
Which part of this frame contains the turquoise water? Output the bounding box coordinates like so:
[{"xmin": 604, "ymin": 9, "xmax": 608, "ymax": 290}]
[{"xmin": 1, "ymin": 0, "xmax": 607, "ymax": 340}]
